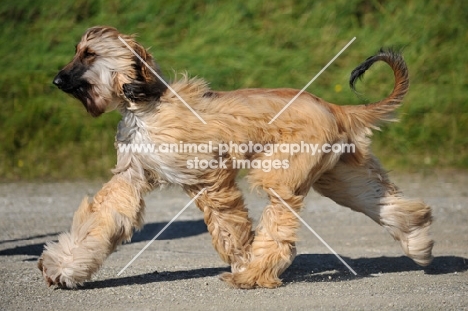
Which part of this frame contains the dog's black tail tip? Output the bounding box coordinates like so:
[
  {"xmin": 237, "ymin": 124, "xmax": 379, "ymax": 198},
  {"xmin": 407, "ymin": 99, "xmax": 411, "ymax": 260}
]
[{"xmin": 349, "ymin": 47, "xmax": 405, "ymax": 92}]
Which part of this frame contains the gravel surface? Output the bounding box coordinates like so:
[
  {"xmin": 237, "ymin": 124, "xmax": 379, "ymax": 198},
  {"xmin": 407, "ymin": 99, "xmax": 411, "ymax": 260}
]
[{"xmin": 0, "ymin": 171, "xmax": 467, "ymax": 310}]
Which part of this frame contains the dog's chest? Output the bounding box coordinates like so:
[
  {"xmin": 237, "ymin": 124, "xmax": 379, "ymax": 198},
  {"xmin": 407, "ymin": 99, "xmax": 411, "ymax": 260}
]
[{"xmin": 114, "ymin": 112, "xmax": 193, "ymax": 184}]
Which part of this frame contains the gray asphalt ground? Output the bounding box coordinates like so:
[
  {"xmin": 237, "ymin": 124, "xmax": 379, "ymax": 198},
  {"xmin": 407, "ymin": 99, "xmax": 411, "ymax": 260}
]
[{"xmin": 0, "ymin": 171, "xmax": 467, "ymax": 310}]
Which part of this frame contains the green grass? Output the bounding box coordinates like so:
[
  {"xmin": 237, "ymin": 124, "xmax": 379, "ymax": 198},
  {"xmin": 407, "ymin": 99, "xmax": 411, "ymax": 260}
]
[{"xmin": 1, "ymin": 0, "xmax": 467, "ymax": 180}]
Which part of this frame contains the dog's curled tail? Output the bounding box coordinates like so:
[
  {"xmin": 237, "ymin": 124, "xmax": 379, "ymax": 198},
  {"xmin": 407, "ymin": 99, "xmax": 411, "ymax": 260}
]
[{"xmin": 348, "ymin": 48, "xmax": 409, "ymax": 127}]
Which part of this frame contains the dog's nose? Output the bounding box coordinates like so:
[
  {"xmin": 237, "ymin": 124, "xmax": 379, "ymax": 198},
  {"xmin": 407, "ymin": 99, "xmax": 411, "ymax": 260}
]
[{"xmin": 53, "ymin": 75, "xmax": 63, "ymax": 88}]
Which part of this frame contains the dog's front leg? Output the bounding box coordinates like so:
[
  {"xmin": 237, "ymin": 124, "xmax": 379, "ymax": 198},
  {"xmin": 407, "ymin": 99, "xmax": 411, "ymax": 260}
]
[
  {"xmin": 187, "ymin": 174, "xmax": 254, "ymax": 275},
  {"xmin": 38, "ymin": 175, "xmax": 146, "ymax": 288}
]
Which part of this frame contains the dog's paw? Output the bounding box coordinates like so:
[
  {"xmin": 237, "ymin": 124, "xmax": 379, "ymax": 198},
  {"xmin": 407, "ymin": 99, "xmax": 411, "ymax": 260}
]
[
  {"xmin": 255, "ymin": 276, "xmax": 282, "ymax": 289},
  {"xmin": 401, "ymin": 225, "xmax": 434, "ymax": 267},
  {"xmin": 38, "ymin": 254, "xmax": 67, "ymax": 288},
  {"xmin": 220, "ymin": 272, "xmax": 256, "ymax": 289},
  {"xmin": 37, "ymin": 233, "xmax": 94, "ymax": 288},
  {"xmin": 38, "ymin": 245, "xmax": 78, "ymax": 288},
  {"xmin": 220, "ymin": 271, "xmax": 283, "ymax": 289}
]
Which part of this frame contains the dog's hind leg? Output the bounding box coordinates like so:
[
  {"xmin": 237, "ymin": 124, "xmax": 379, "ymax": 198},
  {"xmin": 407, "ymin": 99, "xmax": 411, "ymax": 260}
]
[
  {"xmin": 220, "ymin": 181, "xmax": 308, "ymax": 289},
  {"xmin": 312, "ymin": 156, "xmax": 434, "ymax": 266},
  {"xmin": 220, "ymin": 152, "xmax": 338, "ymax": 289},
  {"xmin": 38, "ymin": 175, "xmax": 147, "ymax": 288},
  {"xmin": 187, "ymin": 170, "xmax": 254, "ymax": 274}
]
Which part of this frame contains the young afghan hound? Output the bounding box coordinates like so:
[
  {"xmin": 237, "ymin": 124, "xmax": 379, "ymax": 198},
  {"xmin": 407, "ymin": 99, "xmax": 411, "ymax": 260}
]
[{"xmin": 39, "ymin": 26, "xmax": 433, "ymax": 289}]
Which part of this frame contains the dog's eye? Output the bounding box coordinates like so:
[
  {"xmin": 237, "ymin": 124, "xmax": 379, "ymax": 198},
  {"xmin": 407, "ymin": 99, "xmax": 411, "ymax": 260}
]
[{"xmin": 83, "ymin": 49, "xmax": 96, "ymax": 58}]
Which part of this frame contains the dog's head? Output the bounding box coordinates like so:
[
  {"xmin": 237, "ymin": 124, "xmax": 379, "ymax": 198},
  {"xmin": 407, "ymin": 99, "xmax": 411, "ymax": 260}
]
[{"xmin": 53, "ymin": 26, "xmax": 167, "ymax": 117}]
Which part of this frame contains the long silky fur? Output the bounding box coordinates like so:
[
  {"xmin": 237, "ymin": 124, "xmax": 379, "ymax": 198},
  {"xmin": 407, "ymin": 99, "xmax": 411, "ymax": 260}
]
[{"xmin": 40, "ymin": 27, "xmax": 433, "ymax": 289}]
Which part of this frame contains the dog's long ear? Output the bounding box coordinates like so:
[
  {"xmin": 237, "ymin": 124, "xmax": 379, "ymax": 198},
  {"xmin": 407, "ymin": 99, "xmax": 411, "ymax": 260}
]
[{"xmin": 123, "ymin": 40, "xmax": 168, "ymax": 103}]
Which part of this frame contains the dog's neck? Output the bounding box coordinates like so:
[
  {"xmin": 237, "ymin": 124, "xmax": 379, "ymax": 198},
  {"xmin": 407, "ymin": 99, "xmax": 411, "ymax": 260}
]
[
  {"xmin": 115, "ymin": 109, "xmax": 148, "ymax": 145},
  {"xmin": 112, "ymin": 108, "xmax": 164, "ymax": 189}
]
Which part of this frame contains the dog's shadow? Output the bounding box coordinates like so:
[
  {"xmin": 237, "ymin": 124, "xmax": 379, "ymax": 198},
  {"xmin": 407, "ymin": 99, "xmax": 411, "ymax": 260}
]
[
  {"xmin": 0, "ymin": 220, "xmax": 207, "ymax": 259},
  {"xmin": 281, "ymin": 254, "xmax": 468, "ymax": 283},
  {"xmin": 130, "ymin": 219, "xmax": 207, "ymax": 242},
  {"xmin": 81, "ymin": 254, "xmax": 468, "ymax": 290},
  {"xmin": 2, "ymin": 227, "xmax": 466, "ymax": 289}
]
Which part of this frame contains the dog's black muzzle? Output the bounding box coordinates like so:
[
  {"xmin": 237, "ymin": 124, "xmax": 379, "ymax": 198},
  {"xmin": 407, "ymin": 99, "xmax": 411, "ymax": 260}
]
[
  {"xmin": 52, "ymin": 74, "xmax": 66, "ymax": 90},
  {"xmin": 53, "ymin": 71, "xmax": 82, "ymax": 93},
  {"xmin": 53, "ymin": 60, "xmax": 89, "ymax": 93}
]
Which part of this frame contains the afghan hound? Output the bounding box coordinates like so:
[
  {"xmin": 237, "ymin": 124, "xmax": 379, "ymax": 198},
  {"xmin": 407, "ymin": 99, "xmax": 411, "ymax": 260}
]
[{"xmin": 38, "ymin": 26, "xmax": 433, "ymax": 289}]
